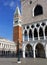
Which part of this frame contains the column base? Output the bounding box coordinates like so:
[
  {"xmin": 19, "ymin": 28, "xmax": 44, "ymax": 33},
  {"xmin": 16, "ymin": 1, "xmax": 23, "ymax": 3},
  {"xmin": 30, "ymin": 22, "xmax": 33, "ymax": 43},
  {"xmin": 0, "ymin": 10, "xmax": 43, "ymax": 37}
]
[
  {"xmin": 33, "ymin": 49, "xmax": 36, "ymax": 58},
  {"xmin": 17, "ymin": 61, "xmax": 21, "ymax": 63},
  {"xmin": 23, "ymin": 56, "xmax": 25, "ymax": 58},
  {"xmin": 33, "ymin": 56, "xmax": 35, "ymax": 58},
  {"xmin": 23, "ymin": 51, "xmax": 25, "ymax": 58}
]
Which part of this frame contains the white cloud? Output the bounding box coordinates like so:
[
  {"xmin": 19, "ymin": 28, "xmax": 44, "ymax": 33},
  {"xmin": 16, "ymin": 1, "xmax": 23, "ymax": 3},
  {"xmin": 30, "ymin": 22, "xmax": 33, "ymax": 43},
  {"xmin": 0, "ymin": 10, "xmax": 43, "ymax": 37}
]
[
  {"xmin": 9, "ymin": 1, "xmax": 15, "ymax": 7},
  {"xmin": 4, "ymin": 1, "xmax": 15, "ymax": 8}
]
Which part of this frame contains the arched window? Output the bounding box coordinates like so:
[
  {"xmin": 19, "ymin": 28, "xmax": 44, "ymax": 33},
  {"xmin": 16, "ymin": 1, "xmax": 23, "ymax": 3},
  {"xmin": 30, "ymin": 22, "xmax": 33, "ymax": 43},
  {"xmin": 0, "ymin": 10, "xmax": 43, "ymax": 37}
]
[
  {"xmin": 45, "ymin": 26, "xmax": 47, "ymax": 36},
  {"xmin": 24, "ymin": 30, "xmax": 27, "ymax": 36},
  {"xmin": 35, "ymin": 43, "xmax": 45, "ymax": 58},
  {"xmin": 39, "ymin": 27, "xmax": 44, "ymax": 39},
  {"xmin": 34, "ymin": 5, "xmax": 43, "ymax": 16},
  {"xmin": 24, "ymin": 30, "xmax": 28, "ymax": 41},
  {"xmin": 34, "ymin": 28, "xmax": 38, "ymax": 40},
  {"xmin": 25, "ymin": 44, "xmax": 33, "ymax": 57},
  {"xmin": 29, "ymin": 29, "xmax": 32, "ymax": 38}
]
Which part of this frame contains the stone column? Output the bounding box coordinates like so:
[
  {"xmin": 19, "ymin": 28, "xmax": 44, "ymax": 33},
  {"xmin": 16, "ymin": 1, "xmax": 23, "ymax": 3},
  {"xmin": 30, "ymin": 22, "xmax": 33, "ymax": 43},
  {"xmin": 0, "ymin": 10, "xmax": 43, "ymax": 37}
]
[
  {"xmin": 38, "ymin": 28, "xmax": 40, "ymax": 40},
  {"xmin": 23, "ymin": 45, "xmax": 25, "ymax": 58},
  {"xmin": 33, "ymin": 47, "xmax": 36, "ymax": 58},
  {"xmin": 28, "ymin": 35, "xmax": 29, "ymax": 41},
  {"xmin": 33, "ymin": 49, "xmax": 35, "ymax": 58},
  {"xmin": 32, "ymin": 29, "xmax": 34, "ymax": 41},
  {"xmin": 23, "ymin": 50, "xmax": 25, "ymax": 58},
  {"xmin": 43, "ymin": 27, "xmax": 46, "ymax": 40},
  {"xmin": 27, "ymin": 30, "xmax": 29, "ymax": 41}
]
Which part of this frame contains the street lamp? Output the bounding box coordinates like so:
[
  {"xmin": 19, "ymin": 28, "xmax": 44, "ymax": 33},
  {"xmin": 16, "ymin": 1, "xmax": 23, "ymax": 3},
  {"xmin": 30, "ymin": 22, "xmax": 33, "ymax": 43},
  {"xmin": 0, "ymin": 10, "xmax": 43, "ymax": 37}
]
[{"xmin": 17, "ymin": 40, "xmax": 21, "ymax": 63}]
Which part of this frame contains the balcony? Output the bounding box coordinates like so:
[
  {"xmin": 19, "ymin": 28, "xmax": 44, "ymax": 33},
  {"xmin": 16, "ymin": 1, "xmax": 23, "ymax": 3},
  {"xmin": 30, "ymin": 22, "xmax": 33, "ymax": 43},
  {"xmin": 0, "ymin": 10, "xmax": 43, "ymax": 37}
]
[{"xmin": 23, "ymin": 36, "xmax": 47, "ymax": 42}]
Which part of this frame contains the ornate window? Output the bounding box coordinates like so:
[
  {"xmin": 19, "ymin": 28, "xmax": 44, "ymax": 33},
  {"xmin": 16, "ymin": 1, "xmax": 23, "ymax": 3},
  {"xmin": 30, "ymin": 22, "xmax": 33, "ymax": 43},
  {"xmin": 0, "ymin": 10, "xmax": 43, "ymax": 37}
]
[
  {"xmin": 34, "ymin": 5, "xmax": 43, "ymax": 16},
  {"xmin": 24, "ymin": 30, "xmax": 27, "ymax": 36},
  {"xmin": 35, "ymin": 43, "xmax": 45, "ymax": 58},
  {"xmin": 39, "ymin": 27, "xmax": 44, "ymax": 39},
  {"xmin": 31, "ymin": 25, "xmax": 34, "ymax": 28},
  {"xmin": 24, "ymin": 30, "xmax": 28, "ymax": 41},
  {"xmin": 41, "ymin": 22, "xmax": 45, "ymax": 26},
  {"xmin": 29, "ymin": 29, "xmax": 32, "ymax": 38},
  {"xmin": 34, "ymin": 28, "xmax": 38, "ymax": 40},
  {"xmin": 25, "ymin": 44, "xmax": 33, "ymax": 57},
  {"xmin": 27, "ymin": 26, "xmax": 29, "ymax": 29},
  {"xmin": 36, "ymin": 23, "xmax": 40, "ymax": 27}
]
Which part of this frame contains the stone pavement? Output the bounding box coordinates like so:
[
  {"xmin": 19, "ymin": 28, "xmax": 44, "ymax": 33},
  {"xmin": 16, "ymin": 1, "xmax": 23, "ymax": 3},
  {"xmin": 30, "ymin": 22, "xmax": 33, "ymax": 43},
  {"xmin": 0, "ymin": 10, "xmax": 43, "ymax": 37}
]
[{"xmin": 0, "ymin": 58, "xmax": 47, "ymax": 65}]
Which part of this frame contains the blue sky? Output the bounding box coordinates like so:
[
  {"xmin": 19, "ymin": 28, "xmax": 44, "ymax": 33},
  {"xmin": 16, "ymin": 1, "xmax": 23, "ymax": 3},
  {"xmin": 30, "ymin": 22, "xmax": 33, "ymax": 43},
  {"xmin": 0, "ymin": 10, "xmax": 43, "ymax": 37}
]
[{"xmin": 0, "ymin": 0, "xmax": 21, "ymax": 41}]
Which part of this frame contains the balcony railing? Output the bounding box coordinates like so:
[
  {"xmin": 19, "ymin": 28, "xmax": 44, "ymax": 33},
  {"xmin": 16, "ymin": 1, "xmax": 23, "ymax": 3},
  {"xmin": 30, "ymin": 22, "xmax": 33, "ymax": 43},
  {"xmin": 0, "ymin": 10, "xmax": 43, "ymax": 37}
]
[
  {"xmin": 29, "ymin": 38, "xmax": 33, "ymax": 41},
  {"xmin": 23, "ymin": 36, "xmax": 47, "ymax": 42},
  {"xmin": 34, "ymin": 37, "xmax": 38, "ymax": 40}
]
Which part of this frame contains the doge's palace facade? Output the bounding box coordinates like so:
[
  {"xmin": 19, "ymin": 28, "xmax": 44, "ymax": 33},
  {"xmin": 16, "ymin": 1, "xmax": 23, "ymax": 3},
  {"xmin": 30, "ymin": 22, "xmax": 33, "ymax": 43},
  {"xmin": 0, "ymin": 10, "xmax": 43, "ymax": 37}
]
[{"xmin": 20, "ymin": 0, "xmax": 47, "ymax": 58}]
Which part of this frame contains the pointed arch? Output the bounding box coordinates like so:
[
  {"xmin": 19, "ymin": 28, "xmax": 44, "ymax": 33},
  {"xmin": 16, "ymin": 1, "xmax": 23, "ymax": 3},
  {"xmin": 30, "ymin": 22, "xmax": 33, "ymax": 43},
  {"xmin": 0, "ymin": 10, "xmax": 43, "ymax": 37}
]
[
  {"xmin": 24, "ymin": 30, "xmax": 28, "ymax": 41},
  {"xmin": 25, "ymin": 44, "xmax": 33, "ymax": 57},
  {"xmin": 39, "ymin": 27, "xmax": 44, "ymax": 39},
  {"xmin": 29, "ymin": 29, "xmax": 32, "ymax": 38},
  {"xmin": 34, "ymin": 5, "xmax": 43, "ymax": 16},
  {"xmin": 34, "ymin": 28, "xmax": 38, "ymax": 39},
  {"xmin": 35, "ymin": 43, "xmax": 45, "ymax": 58},
  {"xmin": 24, "ymin": 30, "xmax": 27, "ymax": 36}
]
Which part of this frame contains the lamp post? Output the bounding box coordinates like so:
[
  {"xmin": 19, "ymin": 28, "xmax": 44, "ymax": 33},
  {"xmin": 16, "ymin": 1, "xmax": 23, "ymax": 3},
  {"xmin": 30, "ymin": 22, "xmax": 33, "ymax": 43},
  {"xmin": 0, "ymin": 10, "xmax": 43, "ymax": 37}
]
[{"xmin": 17, "ymin": 40, "xmax": 21, "ymax": 63}]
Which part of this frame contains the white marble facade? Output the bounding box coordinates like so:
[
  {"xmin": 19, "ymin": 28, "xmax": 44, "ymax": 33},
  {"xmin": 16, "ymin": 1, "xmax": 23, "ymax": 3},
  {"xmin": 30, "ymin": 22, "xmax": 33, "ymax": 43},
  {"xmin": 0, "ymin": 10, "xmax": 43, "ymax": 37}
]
[
  {"xmin": 0, "ymin": 38, "xmax": 16, "ymax": 56},
  {"xmin": 22, "ymin": 20, "xmax": 47, "ymax": 58},
  {"xmin": 21, "ymin": 0, "xmax": 47, "ymax": 58}
]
